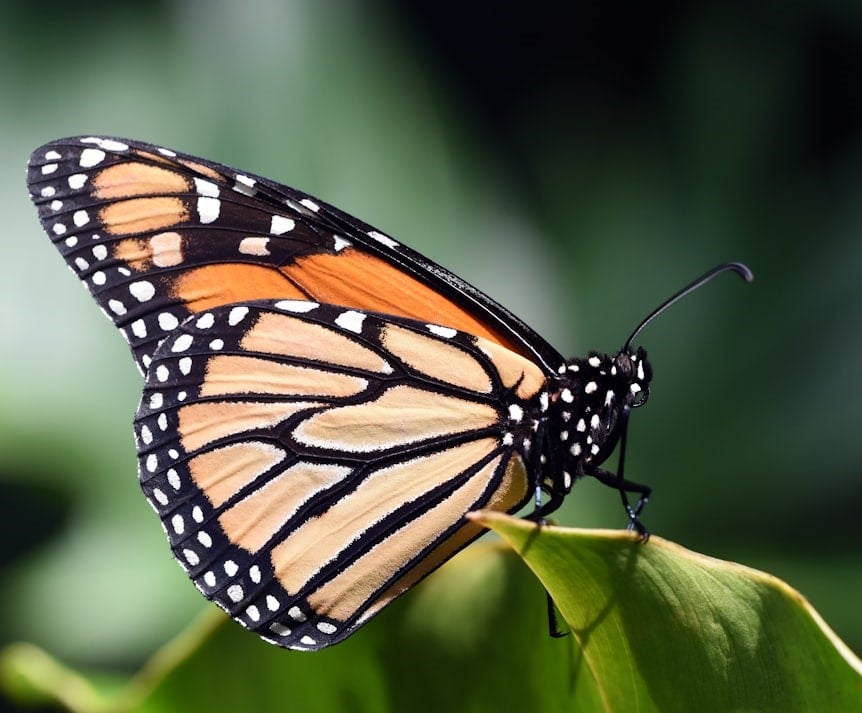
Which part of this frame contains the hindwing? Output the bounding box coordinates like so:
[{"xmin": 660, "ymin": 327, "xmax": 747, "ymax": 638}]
[{"xmin": 135, "ymin": 299, "xmax": 548, "ymax": 649}]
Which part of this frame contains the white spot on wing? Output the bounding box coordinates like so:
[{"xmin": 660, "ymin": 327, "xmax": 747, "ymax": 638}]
[
  {"xmin": 158, "ymin": 313, "xmax": 180, "ymax": 330},
  {"xmin": 68, "ymin": 174, "xmax": 87, "ymax": 189},
  {"xmin": 238, "ymin": 236, "xmax": 271, "ymax": 256},
  {"xmin": 171, "ymin": 334, "xmax": 194, "ymax": 352},
  {"xmin": 129, "ymin": 280, "xmax": 156, "ymax": 302},
  {"xmin": 196, "ymin": 313, "xmax": 215, "ymax": 329},
  {"xmin": 228, "ymin": 306, "xmax": 249, "ymax": 325},
  {"xmin": 79, "ymin": 148, "xmax": 106, "ymax": 168},
  {"xmin": 131, "ymin": 319, "xmax": 147, "ymax": 338},
  {"xmin": 368, "ymin": 230, "xmax": 398, "ymax": 248},
  {"xmin": 274, "ymin": 300, "xmax": 319, "ymax": 313},
  {"xmin": 81, "ymin": 137, "xmax": 129, "ymax": 152},
  {"xmin": 335, "ymin": 310, "xmax": 365, "ymax": 333},
  {"xmin": 197, "ymin": 197, "xmax": 220, "ymax": 224},
  {"xmin": 171, "ymin": 513, "xmax": 185, "ymax": 535},
  {"xmin": 194, "ymin": 178, "xmax": 219, "ymax": 197},
  {"xmin": 332, "ymin": 235, "xmax": 351, "ymax": 252},
  {"xmin": 234, "ymin": 174, "xmax": 256, "ymax": 195},
  {"xmin": 270, "ymin": 215, "xmax": 295, "ymax": 235},
  {"xmin": 427, "ymin": 324, "xmax": 457, "ymax": 338}
]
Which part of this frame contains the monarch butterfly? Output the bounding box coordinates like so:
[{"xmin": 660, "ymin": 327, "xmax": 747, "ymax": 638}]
[{"xmin": 27, "ymin": 136, "xmax": 752, "ymax": 651}]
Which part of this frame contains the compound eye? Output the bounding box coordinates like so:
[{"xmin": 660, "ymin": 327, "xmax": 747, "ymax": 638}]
[{"xmin": 632, "ymin": 385, "xmax": 650, "ymax": 408}]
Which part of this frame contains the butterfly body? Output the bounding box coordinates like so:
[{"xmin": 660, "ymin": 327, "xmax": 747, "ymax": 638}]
[{"xmin": 27, "ymin": 136, "xmax": 726, "ymax": 651}]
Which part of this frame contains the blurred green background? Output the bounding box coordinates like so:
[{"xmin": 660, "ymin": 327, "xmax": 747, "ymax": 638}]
[{"xmin": 0, "ymin": 0, "xmax": 860, "ymax": 702}]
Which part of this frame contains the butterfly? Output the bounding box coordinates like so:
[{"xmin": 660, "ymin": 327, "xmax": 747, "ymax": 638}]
[{"xmin": 27, "ymin": 136, "xmax": 752, "ymax": 650}]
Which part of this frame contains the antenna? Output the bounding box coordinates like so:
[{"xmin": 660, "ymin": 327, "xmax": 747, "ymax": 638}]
[{"xmin": 623, "ymin": 262, "xmax": 754, "ymax": 351}]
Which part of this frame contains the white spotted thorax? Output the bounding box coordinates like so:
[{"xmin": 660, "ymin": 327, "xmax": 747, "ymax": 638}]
[{"xmin": 538, "ymin": 347, "xmax": 652, "ymax": 496}]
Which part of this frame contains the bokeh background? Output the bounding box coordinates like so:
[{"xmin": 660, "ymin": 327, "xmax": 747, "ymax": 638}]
[{"xmin": 1, "ymin": 0, "xmax": 860, "ymax": 702}]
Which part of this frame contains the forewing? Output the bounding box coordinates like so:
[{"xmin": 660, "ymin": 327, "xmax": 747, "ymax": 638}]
[{"xmin": 27, "ymin": 136, "xmax": 562, "ymax": 373}]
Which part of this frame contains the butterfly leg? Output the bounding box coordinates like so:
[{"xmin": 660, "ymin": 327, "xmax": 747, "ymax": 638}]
[{"xmin": 590, "ymin": 468, "xmax": 652, "ymax": 539}]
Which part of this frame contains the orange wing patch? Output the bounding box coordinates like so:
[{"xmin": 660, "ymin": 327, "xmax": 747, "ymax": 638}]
[
  {"xmin": 282, "ymin": 249, "xmax": 523, "ymax": 354},
  {"xmin": 100, "ymin": 197, "xmax": 190, "ymax": 236},
  {"xmin": 92, "ymin": 161, "xmax": 191, "ymax": 199}
]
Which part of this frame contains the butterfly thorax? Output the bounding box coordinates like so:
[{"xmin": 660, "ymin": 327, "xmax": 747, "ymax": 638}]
[{"xmin": 541, "ymin": 346, "xmax": 652, "ymax": 496}]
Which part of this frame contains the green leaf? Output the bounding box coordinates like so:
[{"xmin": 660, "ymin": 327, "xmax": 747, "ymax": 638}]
[
  {"xmin": 2, "ymin": 522, "xmax": 859, "ymax": 713},
  {"xmin": 471, "ymin": 510, "xmax": 862, "ymax": 713}
]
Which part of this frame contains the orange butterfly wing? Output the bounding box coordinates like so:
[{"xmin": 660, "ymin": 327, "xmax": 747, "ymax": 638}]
[{"xmin": 27, "ymin": 137, "xmax": 563, "ymax": 374}]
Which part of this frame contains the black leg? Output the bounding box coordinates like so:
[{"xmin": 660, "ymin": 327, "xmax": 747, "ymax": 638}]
[
  {"xmin": 590, "ymin": 467, "xmax": 652, "ymax": 539},
  {"xmin": 546, "ymin": 591, "xmax": 568, "ymax": 638}
]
